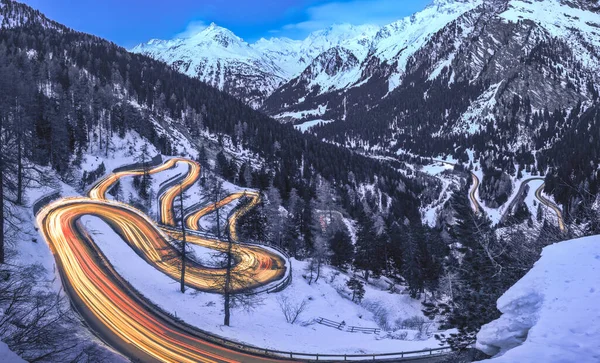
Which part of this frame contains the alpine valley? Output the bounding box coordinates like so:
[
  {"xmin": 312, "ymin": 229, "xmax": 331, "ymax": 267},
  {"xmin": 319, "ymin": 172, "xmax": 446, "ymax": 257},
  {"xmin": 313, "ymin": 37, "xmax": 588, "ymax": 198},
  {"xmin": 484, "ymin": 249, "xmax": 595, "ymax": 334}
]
[
  {"xmin": 133, "ymin": 0, "xmax": 600, "ymax": 217},
  {"xmin": 0, "ymin": 0, "xmax": 600, "ymax": 362}
]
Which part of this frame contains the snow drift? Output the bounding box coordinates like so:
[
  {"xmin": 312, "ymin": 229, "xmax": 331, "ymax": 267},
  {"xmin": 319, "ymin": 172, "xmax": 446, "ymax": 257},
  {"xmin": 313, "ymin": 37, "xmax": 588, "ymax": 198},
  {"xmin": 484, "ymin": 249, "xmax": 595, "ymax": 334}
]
[{"xmin": 476, "ymin": 235, "xmax": 600, "ymax": 362}]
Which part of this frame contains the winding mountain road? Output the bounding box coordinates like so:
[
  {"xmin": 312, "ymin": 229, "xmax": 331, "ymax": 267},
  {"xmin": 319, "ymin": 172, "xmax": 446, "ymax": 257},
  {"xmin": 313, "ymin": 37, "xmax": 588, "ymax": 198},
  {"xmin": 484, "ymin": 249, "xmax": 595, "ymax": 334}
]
[
  {"xmin": 499, "ymin": 177, "xmax": 565, "ymax": 232},
  {"xmin": 469, "ymin": 173, "xmax": 481, "ymax": 215},
  {"xmin": 37, "ymin": 158, "xmax": 291, "ymax": 362},
  {"xmin": 432, "ymin": 159, "xmax": 481, "ymax": 214},
  {"xmin": 431, "ymin": 160, "xmax": 564, "ymax": 230}
]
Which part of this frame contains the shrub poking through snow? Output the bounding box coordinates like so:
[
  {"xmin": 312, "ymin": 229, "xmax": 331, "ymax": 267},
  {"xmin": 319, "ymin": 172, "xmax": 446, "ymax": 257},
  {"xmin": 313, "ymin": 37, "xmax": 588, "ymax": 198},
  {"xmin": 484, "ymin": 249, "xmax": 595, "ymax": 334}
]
[{"xmin": 276, "ymin": 295, "xmax": 309, "ymax": 324}]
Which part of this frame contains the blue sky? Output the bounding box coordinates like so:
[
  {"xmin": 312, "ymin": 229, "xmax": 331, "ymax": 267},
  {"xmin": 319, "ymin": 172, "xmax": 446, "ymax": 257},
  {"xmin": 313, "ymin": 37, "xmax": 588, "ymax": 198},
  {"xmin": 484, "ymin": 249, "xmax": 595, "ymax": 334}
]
[{"xmin": 22, "ymin": 0, "xmax": 431, "ymax": 48}]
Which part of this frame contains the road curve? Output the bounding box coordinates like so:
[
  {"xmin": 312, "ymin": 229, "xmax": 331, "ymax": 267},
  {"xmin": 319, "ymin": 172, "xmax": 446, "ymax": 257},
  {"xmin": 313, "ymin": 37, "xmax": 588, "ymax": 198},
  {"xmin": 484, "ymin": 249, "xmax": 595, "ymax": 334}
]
[
  {"xmin": 185, "ymin": 191, "xmax": 260, "ymax": 240},
  {"xmin": 499, "ymin": 177, "xmax": 565, "ymax": 232},
  {"xmin": 37, "ymin": 158, "xmax": 293, "ymax": 362},
  {"xmin": 88, "ymin": 158, "xmax": 286, "ymax": 291},
  {"xmin": 469, "ymin": 173, "xmax": 481, "ymax": 215},
  {"xmin": 431, "ymin": 159, "xmax": 481, "ymax": 215},
  {"xmin": 89, "ymin": 157, "xmax": 201, "ymax": 226},
  {"xmin": 37, "ymin": 197, "xmax": 294, "ymax": 363},
  {"xmin": 430, "ymin": 159, "xmax": 565, "ymax": 230},
  {"xmin": 535, "ymin": 182, "xmax": 566, "ymax": 232}
]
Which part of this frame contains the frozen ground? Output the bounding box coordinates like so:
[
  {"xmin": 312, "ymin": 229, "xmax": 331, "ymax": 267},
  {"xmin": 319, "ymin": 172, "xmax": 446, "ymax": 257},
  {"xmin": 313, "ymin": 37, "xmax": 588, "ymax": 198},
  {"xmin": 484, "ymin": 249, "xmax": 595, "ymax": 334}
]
[
  {"xmin": 294, "ymin": 119, "xmax": 334, "ymax": 132},
  {"xmin": 0, "ymin": 341, "xmax": 26, "ymax": 363},
  {"xmin": 419, "ymin": 161, "xmax": 461, "ymax": 226},
  {"xmin": 83, "ymin": 215, "xmax": 444, "ymax": 355},
  {"xmin": 477, "ymin": 236, "xmax": 600, "ymax": 363}
]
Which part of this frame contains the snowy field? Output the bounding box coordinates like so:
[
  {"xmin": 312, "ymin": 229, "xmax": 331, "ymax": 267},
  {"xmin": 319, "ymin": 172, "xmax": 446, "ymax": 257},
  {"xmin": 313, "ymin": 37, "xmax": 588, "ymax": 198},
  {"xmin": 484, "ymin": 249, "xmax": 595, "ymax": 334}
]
[
  {"xmin": 477, "ymin": 236, "xmax": 600, "ymax": 363},
  {"xmin": 0, "ymin": 341, "xmax": 25, "ymax": 363},
  {"xmin": 20, "ymin": 130, "xmax": 446, "ymax": 357},
  {"xmin": 82, "ymin": 214, "xmax": 443, "ymax": 355}
]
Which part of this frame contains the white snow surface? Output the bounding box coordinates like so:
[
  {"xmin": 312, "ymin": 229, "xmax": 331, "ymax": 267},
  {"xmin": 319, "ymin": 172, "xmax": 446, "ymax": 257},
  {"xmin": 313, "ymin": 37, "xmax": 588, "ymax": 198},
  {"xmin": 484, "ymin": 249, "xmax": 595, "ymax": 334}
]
[
  {"xmin": 0, "ymin": 341, "xmax": 26, "ymax": 363},
  {"xmin": 294, "ymin": 119, "xmax": 334, "ymax": 132},
  {"xmin": 131, "ymin": 1, "xmax": 482, "ymax": 103},
  {"xmin": 477, "ymin": 236, "xmax": 600, "ymax": 363},
  {"xmin": 81, "ymin": 213, "xmax": 444, "ymax": 355}
]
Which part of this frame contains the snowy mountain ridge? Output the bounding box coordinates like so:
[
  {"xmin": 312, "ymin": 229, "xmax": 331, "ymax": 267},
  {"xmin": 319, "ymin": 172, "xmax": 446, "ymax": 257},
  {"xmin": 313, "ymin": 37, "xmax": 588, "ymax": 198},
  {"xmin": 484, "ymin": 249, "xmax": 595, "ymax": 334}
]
[
  {"xmin": 132, "ymin": 0, "xmax": 600, "ymax": 136},
  {"xmin": 0, "ymin": 0, "xmax": 63, "ymax": 30},
  {"xmin": 130, "ymin": 0, "xmax": 481, "ymax": 109}
]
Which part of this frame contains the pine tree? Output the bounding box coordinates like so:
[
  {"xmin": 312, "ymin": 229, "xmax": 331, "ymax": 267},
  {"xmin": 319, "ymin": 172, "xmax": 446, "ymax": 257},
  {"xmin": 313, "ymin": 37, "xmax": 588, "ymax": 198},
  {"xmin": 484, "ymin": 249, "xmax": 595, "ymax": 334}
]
[
  {"xmin": 353, "ymin": 207, "xmax": 382, "ymax": 282},
  {"xmin": 328, "ymin": 229, "xmax": 353, "ymax": 268},
  {"xmin": 445, "ymin": 188, "xmax": 509, "ymax": 350},
  {"xmin": 346, "ymin": 277, "xmax": 365, "ymax": 303}
]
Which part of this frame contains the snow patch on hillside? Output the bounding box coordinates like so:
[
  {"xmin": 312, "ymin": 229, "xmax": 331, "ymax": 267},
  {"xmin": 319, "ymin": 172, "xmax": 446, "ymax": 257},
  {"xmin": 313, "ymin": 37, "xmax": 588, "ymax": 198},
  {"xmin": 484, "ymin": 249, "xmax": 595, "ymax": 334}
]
[
  {"xmin": 81, "ymin": 213, "xmax": 445, "ymax": 355},
  {"xmin": 275, "ymin": 104, "xmax": 328, "ymax": 120},
  {"xmin": 501, "ymin": 0, "xmax": 600, "ymax": 72},
  {"xmin": 477, "ymin": 235, "xmax": 600, "ymax": 362},
  {"xmin": 294, "ymin": 119, "xmax": 334, "ymax": 133},
  {"xmin": 0, "ymin": 341, "xmax": 26, "ymax": 363},
  {"xmin": 450, "ymin": 82, "xmax": 501, "ymax": 135}
]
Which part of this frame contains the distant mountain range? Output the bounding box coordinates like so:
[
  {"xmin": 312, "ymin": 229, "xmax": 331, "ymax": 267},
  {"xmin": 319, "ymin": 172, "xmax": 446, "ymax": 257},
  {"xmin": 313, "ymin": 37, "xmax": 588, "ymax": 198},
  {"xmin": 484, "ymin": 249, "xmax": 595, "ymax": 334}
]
[
  {"xmin": 131, "ymin": 0, "xmax": 481, "ymax": 112},
  {"xmin": 132, "ymin": 0, "xmax": 600, "ymax": 135},
  {"xmin": 132, "ymin": 0, "xmax": 600, "ymax": 212}
]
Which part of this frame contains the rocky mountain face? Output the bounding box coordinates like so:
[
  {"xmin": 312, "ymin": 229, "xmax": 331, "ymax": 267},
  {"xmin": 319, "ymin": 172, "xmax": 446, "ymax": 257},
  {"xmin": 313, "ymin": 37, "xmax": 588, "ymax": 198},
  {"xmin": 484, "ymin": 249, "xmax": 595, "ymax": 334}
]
[
  {"xmin": 134, "ymin": 0, "xmax": 600, "ymax": 134},
  {"xmin": 131, "ymin": 22, "xmax": 379, "ymax": 109},
  {"xmin": 132, "ymin": 0, "xmax": 600, "ymax": 212}
]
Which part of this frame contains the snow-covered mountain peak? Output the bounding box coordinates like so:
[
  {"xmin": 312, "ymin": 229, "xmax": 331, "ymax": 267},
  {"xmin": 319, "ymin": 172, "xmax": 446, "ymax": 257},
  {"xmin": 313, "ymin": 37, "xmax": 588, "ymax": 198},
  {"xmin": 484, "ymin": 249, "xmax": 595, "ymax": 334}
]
[
  {"xmin": 186, "ymin": 22, "xmax": 246, "ymax": 48},
  {"xmin": 306, "ymin": 23, "xmax": 379, "ymax": 41},
  {"xmin": 499, "ymin": 0, "xmax": 600, "ymax": 70}
]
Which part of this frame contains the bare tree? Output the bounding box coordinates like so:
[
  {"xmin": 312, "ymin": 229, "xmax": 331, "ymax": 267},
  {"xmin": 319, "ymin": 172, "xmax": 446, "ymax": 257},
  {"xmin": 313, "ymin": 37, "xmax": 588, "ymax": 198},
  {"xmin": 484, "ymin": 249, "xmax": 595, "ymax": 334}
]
[
  {"xmin": 209, "ymin": 226, "xmax": 261, "ymax": 326},
  {"xmin": 205, "ymin": 177, "xmax": 225, "ymax": 238},
  {"xmin": 0, "ymin": 264, "xmax": 119, "ymax": 362},
  {"xmin": 276, "ymin": 295, "xmax": 309, "ymax": 324},
  {"xmin": 177, "ymin": 184, "xmax": 188, "ymax": 293}
]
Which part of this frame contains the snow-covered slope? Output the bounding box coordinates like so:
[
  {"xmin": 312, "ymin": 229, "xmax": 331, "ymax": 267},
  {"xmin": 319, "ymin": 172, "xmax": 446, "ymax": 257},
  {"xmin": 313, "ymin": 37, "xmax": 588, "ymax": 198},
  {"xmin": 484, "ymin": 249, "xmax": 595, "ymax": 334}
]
[
  {"xmin": 262, "ymin": 0, "xmax": 484, "ymax": 119},
  {"xmin": 131, "ymin": 23, "xmax": 288, "ymax": 108},
  {"xmin": 476, "ymin": 235, "xmax": 600, "ymax": 362},
  {"xmin": 0, "ymin": 341, "xmax": 25, "ymax": 363},
  {"xmin": 501, "ymin": 0, "xmax": 600, "ymax": 72},
  {"xmin": 132, "ymin": 1, "xmax": 481, "ymax": 113},
  {"xmin": 135, "ymin": 0, "xmax": 600, "ymax": 155},
  {"xmin": 370, "ymin": 0, "xmax": 483, "ymax": 91},
  {"xmin": 0, "ymin": 0, "xmax": 64, "ymax": 30},
  {"xmin": 131, "ymin": 22, "xmax": 379, "ymax": 109}
]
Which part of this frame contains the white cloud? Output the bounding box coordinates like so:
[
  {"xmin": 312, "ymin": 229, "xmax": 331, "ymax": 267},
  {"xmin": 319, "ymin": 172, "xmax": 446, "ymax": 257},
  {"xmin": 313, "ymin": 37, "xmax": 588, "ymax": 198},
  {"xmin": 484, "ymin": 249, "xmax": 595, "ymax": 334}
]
[
  {"xmin": 280, "ymin": 0, "xmax": 428, "ymax": 34},
  {"xmin": 175, "ymin": 20, "xmax": 209, "ymax": 39}
]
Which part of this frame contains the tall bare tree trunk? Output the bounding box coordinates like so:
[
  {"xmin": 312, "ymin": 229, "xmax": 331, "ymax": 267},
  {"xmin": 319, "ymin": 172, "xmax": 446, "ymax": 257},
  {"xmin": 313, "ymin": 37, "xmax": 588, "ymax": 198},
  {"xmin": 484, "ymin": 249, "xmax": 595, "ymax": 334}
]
[
  {"xmin": 223, "ymin": 233, "xmax": 233, "ymax": 326},
  {"xmin": 15, "ymin": 98, "xmax": 23, "ymax": 205},
  {"xmin": 215, "ymin": 183, "xmax": 221, "ymax": 238},
  {"xmin": 16, "ymin": 130, "xmax": 22, "ymax": 205},
  {"xmin": 179, "ymin": 185, "xmax": 187, "ymax": 293},
  {"xmin": 0, "ymin": 116, "xmax": 5, "ymax": 264}
]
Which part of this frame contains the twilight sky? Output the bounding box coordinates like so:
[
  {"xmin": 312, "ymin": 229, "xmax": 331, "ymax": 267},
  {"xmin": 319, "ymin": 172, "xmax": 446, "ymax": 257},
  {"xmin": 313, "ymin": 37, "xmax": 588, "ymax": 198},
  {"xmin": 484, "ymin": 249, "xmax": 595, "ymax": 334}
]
[{"xmin": 21, "ymin": 0, "xmax": 431, "ymax": 48}]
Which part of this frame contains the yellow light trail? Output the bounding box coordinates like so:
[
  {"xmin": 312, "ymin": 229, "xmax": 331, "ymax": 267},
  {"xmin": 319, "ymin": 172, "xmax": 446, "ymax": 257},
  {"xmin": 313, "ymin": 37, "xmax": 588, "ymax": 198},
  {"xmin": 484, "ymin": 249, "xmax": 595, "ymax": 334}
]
[
  {"xmin": 535, "ymin": 182, "xmax": 566, "ymax": 232},
  {"xmin": 185, "ymin": 190, "xmax": 261, "ymax": 242},
  {"xmin": 37, "ymin": 158, "xmax": 292, "ymax": 362}
]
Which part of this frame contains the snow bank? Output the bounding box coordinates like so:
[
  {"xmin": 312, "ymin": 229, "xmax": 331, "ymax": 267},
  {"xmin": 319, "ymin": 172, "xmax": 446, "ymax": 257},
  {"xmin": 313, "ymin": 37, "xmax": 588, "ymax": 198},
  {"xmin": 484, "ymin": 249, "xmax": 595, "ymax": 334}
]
[
  {"xmin": 294, "ymin": 119, "xmax": 334, "ymax": 132},
  {"xmin": 82, "ymin": 215, "xmax": 441, "ymax": 355},
  {"xmin": 0, "ymin": 341, "xmax": 25, "ymax": 363},
  {"xmin": 476, "ymin": 236, "xmax": 600, "ymax": 362}
]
